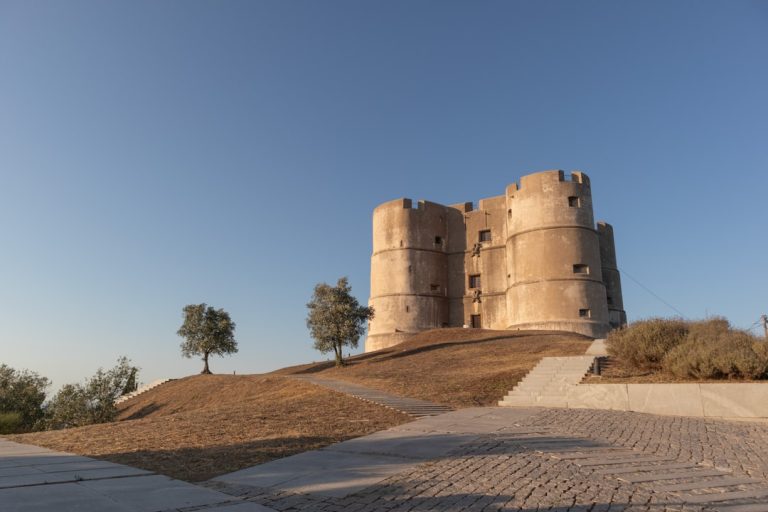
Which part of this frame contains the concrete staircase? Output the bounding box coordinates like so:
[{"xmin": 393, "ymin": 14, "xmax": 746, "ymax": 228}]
[
  {"xmin": 498, "ymin": 356, "xmax": 596, "ymax": 408},
  {"xmin": 115, "ymin": 378, "xmax": 173, "ymax": 405}
]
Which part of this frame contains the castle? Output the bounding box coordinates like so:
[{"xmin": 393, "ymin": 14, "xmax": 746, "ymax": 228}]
[{"xmin": 366, "ymin": 170, "xmax": 626, "ymax": 352}]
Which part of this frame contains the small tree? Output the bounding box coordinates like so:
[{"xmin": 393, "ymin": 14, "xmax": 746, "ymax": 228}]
[
  {"xmin": 44, "ymin": 356, "xmax": 139, "ymax": 430},
  {"xmin": 0, "ymin": 365, "xmax": 49, "ymax": 433},
  {"xmin": 177, "ymin": 303, "xmax": 237, "ymax": 374},
  {"xmin": 306, "ymin": 277, "xmax": 374, "ymax": 366}
]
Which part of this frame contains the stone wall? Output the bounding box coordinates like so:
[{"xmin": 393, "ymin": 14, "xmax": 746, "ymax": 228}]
[
  {"xmin": 366, "ymin": 170, "xmax": 627, "ymax": 352},
  {"xmin": 565, "ymin": 383, "xmax": 768, "ymax": 419}
]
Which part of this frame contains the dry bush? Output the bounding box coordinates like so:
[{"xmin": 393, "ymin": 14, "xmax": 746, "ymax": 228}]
[
  {"xmin": 606, "ymin": 318, "xmax": 688, "ymax": 371},
  {"xmin": 663, "ymin": 318, "xmax": 768, "ymax": 379}
]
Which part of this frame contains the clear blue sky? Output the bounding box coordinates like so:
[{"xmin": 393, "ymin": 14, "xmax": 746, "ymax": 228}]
[{"xmin": 1, "ymin": 1, "xmax": 766, "ymax": 390}]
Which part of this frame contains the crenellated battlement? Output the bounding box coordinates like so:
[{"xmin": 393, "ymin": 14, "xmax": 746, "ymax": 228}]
[
  {"xmin": 374, "ymin": 197, "xmax": 449, "ymax": 213},
  {"xmin": 514, "ymin": 169, "xmax": 592, "ymax": 191},
  {"xmin": 367, "ymin": 170, "xmax": 625, "ymax": 352}
]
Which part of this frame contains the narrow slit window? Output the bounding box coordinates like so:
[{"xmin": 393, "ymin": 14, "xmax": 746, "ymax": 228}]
[
  {"xmin": 479, "ymin": 230, "xmax": 491, "ymax": 243},
  {"xmin": 434, "ymin": 236, "xmax": 443, "ymax": 245},
  {"xmin": 579, "ymin": 309, "xmax": 591, "ymax": 318},
  {"xmin": 430, "ymin": 284, "xmax": 440, "ymax": 292},
  {"xmin": 568, "ymin": 196, "xmax": 580, "ymax": 208},
  {"xmin": 405, "ymin": 305, "xmax": 410, "ymax": 313},
  {"xmin": 469, "ymin": 274, "xmax": 481, "ymax": 289},
  {"xmin": 470, "ymin": 314, "xmax": 482, "ymax": 328},
  {"xmin": 573, "ymin": 264, "xmax": 589, "ymax": 275}
]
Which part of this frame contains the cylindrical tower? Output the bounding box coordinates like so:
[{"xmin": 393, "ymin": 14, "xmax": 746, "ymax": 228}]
[
  {"xmin": 505, "ymin": 170, "xmax": 610, "ymax": 337},
  {"xmin": 366, "ymin": 198, "xmax": 449, "ymax": 352},
  {"xmin": 597, "ymin": 221, "xmax": 627, "ymax": 329}
]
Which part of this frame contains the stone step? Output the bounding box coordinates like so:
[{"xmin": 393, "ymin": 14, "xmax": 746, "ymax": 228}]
[
  {"xmin": 596, "ymin": 462, "xmax": 698, "ymax": 475},
  {"xmin": 498, "ymin": 397, "xmax": 536, "ymax": 407},
  {"xmin": 715, "ymin": 504, "xmax": 768, "ymax": 512},
  {"xmin": 576, "ymin": 456, "xmax": 675, "ymax": 466},
  {"xmin": 554, "ymin": 452, "xmax": 647, "ymax": 461},
  {"xmin": 522, "ymin": 373, "xmax": 584, "ymax": 381},
  {"xmin": 115, "ymin": 378, "xmax": 173, "ymax": 405},
  {"xmin": 523, "ymin": 370, "xmax": 590, "ymax": 379},
  {"xmin": 682, "ymin": 488, "xmax": 768, "ymax": 504},
  {"xmin": 620, "ymin": 469, "xmax": 727, "ymax": 483},
  {"xmin": 517, "ymin": 375, "xmax": 585, "ymax": 386},
  {"xmin": 534, "ymin": 398, "xmax": 568, "ymax": 407},
  {"xmin": 498, "ymin": 355, "xmax": 597, "ymax": 407},
  {"xmin": 656, "ymin": 476, "xmax": 761, "ymax": 492}
]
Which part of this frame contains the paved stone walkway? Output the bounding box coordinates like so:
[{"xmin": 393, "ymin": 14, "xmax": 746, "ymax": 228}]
[
  {"xmin": 291, "ymin": 375, "xmax": 453, "ymax": 417},
  {"xmin": 6, "ymin": 406, "xmax": 768, "ymax": 511},
  {"xmin": 207, "ymin": 408, "xmax": 768, "ymax": 512},
  {"xmin": 0, "ymin": 438, "xmax": 273, "ymax": 512}
]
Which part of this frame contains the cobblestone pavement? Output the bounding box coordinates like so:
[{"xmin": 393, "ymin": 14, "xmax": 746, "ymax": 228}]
[
  {"xmin": 205, "ymin": 408, "xmax": 768, "ymax": 512},
  {"xmin": 528, "ymin": 409, "xmax": 768, "ymax": 482}
]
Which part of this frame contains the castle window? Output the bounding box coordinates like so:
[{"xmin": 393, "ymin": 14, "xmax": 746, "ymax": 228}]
[
  {"xmin": 430, "ymin": 284, "xmax": 440, "ymax": 292},
  {"xmin": 579, "ymin": 309, "xmax": 591, "ymax": 318},
  {"xmin": 470, "ymin": 314, "xmax": 482, "ymax": 328},
  {"xmin": 434, "ymin": 236, "xmax": 443, "ymax": 245},
  {"xmin": 568, "ymin": 196, "xmax": 580, "ymax": 208},
  {"xmin": 479, "ymin": 230, "xmax": 491, "ymax": 243},
  {"xmin": 406, "ymin": 305, "xmax": 410, "ymax": 313},
  {"xmin": 469, "ymin": 274, "xmax": 481, "ymax": 289},
  {"xmin": 573, "ymin": 264, "xmax": 589, "ymax": 275},
  {"xmin": 607, "ymin": 296, "xmax": 614, "ymax": 305}
]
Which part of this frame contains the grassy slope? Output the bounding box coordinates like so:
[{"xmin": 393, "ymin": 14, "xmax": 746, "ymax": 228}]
[
  {"xmin": 276, "ymin": 328, "xmax": 592, "ymax": 407},
  {"xmin": 10, "ymin": 375, "xmax": 409, "ymax": 482},
  {"xmin": 11, "ymin": 328, "xmax": 591, "ymax": 482}
]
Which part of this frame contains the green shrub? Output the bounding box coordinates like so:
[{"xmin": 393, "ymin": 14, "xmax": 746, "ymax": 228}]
[
  {"xmin": 0, "ymin": 364, "xmax": 49, "ymax": 431},
  {"xmin": 0, "ymin": 412, "xmax": 22, "ymax": 434},
  {"xmin": 606, "ymin": 318, "xmax": 689, "ymax": 371},
  {"xmin": 664, "ymin": 319, "xmax": 768, "ymax": 379},
  {"xmin": 44, "ymin": 356, "xmax": 139, "ymax": 430}
]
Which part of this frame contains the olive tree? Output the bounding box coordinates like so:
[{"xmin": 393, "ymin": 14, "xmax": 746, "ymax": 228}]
[
  {"xmin": 177, "ymin": 303, "xmax": 237, "ymax": 374},
  {"xmin": 44, "ymin": 356, "xmax": 139, "ymax": 430},
  {"xmin": 0, "ymin": 365, "xmax": 49, "ymax": 433},
  {"xmin": 306, "ymin": 277, "xmax": 374, "ymax": 366}
]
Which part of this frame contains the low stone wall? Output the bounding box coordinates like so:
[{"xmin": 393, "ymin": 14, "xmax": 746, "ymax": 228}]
[{"xmin": 564, "ymin": 383, "xmax": 768, "ymax": 419}]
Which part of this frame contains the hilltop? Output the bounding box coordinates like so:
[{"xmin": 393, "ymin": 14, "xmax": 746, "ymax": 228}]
[
  {"xmin": 9, "ymin": 328, "xmax": 590, "ymax": 482},
  {"xmin": 275, "ymin": 328, "xmax": 591, "ymax": 407},
  {"xmin": 10, "ymin": 375, "xmax": 409, "ymax": 482}
]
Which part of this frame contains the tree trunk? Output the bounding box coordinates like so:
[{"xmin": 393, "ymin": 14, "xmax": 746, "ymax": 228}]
[
  {"xmin": 334, "ymin": 342, "xmax": 344, "ymax": 367},
  {"xmin": 201, "ymin": 353, "xmax": 212, "ymax": 374}
]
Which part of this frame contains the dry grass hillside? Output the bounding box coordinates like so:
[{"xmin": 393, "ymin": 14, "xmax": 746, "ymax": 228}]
[
  {"xmin": 10, "ymin": 375, "xmax": 409, "ymax": 482},
  {"xmin": 11, "ymin": 328, "xmax": 591, "ymax": 482},
  {"xmin": 276, "ymin": 328, "xmax": 592, "ymax": 407}
]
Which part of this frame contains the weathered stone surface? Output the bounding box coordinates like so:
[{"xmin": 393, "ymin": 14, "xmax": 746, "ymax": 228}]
[
  {"xmin": 566, "ymin": 383, "xmax": 631, "ymax": 410},
  {"xmin": 0, "ymin": 440, "xmax": 275, "ymax": 511},
  {"xmin": 701, "ymin": 383, "xmax": 768, "ymax": 418},
  {"xmin": 556, "ymin": 381, "xmax": 768, "ymax": 420},
  {"xmin": 367, "ymin": 170, "xmax": 626, "ymax": 351},
  {"xmin": 585, "ymin": 338, "xmax": 608, "ymax": 356},
  {"xmin": 209, "ymin": 407, "xmax": 768, "ymax": 511},
  {"xmin": 627, "ymin": 383, "xmax": 706, "ymax": 417}
]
